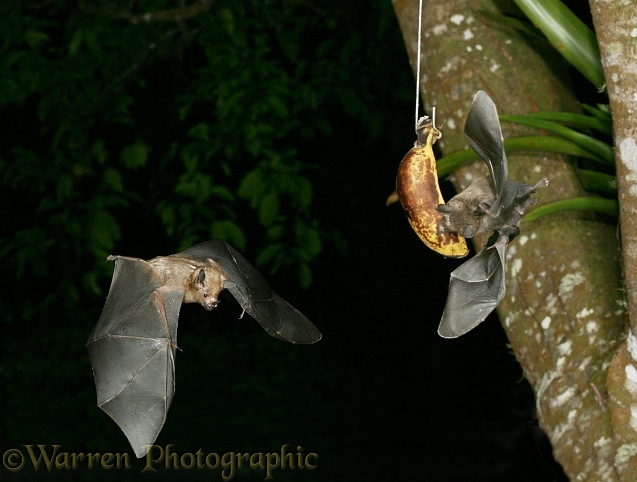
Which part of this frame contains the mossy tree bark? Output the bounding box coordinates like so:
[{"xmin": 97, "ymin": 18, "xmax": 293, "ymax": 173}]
[{"xmin": 393, "ymin": 0, "xmax": 629, "ymax": 479}]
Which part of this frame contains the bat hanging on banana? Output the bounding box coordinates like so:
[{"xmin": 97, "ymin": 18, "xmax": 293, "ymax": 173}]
[
  {"xmin": 394, "ymin": 91, "xmax": 548, "ymax": 338},
  {"xmin": 87, "ymin": 239, "xmax": 321, "ymax": 458}
]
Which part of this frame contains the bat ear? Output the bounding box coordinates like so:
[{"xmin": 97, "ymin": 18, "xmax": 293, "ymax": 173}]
[{"xmin": 196, "ymin": 269, "xmax": 206, "ymax": 286}]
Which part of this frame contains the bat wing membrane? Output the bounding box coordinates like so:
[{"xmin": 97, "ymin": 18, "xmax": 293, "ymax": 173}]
[
  {"xmin": 438, "ymin": 241, "xmax": 507, "ymax": 338},
  {"xmin": 464, "ymin": 90, "xmax": 508, "ymax": 217},
  {"xmin": 437, "ymin": 91, "xmax": 547, "ymax": 338},
  {"xmin": 86, "ymin": 257, "xmax": 183, "ymax": 458},
  {"xmin": 180, "ymin": 240, "xmax": 322, "ymax": 344}
]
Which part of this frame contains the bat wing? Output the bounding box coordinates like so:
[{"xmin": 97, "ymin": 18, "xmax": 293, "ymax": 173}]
[
  {"xmin": 438, "ymin": 239, "xmax": 507, "ymax": 338},
  {"xmin": 86, "ymin": 257, "xmax": 183, "ymax": 458},
  {"xmin": 464, "ymin": 90, "xmax": 508, "ymax": 217},
  {"xmin": 179, "ymin": 240, "xmax": 322, "ymax": 344}
]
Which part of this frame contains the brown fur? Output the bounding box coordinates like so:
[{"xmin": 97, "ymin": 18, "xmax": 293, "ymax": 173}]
[
  {"xmin": 147, "ymin": 254, "xmax": 227, "ymax": 310},
  {"xmin": 438, "ymin": 177, "xmax": 495, "ymax": 239}
]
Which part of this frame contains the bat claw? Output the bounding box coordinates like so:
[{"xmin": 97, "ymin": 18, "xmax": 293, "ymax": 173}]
[{"xmin": 460, "ymin": 227, "xmax": 475, "ymax": 238}]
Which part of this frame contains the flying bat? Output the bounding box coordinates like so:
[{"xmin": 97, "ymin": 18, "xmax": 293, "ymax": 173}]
[
  {"xmin": 437, "ymin": 91, "xmax": 548, "ymax": 338},
  {"xmin": 87, "ymin": 239, "xmax": 321, "ymax": 457}
]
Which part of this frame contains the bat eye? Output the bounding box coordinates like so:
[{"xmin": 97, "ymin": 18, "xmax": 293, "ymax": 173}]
[{"xmin": 203, "ymin": 293, "xmax": 208, "ymax": 297}]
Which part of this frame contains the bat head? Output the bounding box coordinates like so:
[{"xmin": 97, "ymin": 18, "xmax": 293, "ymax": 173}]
[
  {"xmin": 437, "ymin": 177, "xmax": 496, "ymax": 239},
  {"xmin": 187, "ymin": 265, "xmax": 226, "ymax": 311}
]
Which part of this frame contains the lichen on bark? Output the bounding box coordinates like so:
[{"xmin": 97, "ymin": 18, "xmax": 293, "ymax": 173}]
[{"xmin": 590, "ymin": 1, "xmax": 637, "ymax": 477}]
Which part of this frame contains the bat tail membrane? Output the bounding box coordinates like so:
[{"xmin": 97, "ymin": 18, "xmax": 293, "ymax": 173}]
[
  {"xmin": 438, "ymin": 241, "xmax": 507, "ymax": 338},
  {"xmin": 87, "ymin": 257, "xmax": 183, "ymax": 458},
  {"xmin": 180, "ymin": 240, "xmax": 322, "ymax": 344}
]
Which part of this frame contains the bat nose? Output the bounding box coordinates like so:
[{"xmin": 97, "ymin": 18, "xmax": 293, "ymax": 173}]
[{"xmin": 206, "ymin": 300, "xmax": 219, "ymax": 311}]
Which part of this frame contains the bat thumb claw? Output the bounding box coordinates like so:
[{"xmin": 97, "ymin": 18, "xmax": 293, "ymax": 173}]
[{"xmin": 460, "ymin": 227, "xmax": 475, "ymax": 238}]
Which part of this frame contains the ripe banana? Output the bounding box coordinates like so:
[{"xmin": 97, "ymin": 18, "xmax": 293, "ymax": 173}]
[{"xmin": 396, "ymin": 121, "xmax": 469, "ymax": 258}]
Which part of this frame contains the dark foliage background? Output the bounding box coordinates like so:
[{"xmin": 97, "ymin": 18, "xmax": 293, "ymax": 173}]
[{"xmin": 0, "ymin": 0, "xmax": 567, "ymax": 480}]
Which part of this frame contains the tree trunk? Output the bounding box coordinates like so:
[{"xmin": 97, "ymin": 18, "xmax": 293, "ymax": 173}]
[
  {"xmin": 393, "ymin": 0, "xmax": 628, "ymax": 479},
  {"xmin": 590, "ymin": 0, "xmax": 637, "ymax": 477}
]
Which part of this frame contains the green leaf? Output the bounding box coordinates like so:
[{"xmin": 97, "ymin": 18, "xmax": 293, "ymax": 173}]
[
  {"xmin": 210, "ymin": 220, "xmax": 246, "ymax": 250},
  {"xmin": 437, "ymin": 135, "xmax": 606, "ymax": 177},
  {"xmin": 157, "ymin": 203, "xmax": 177, "ymax": 235},
  {"xmin": 238, "ymin": 169, "xmax": 267, "ymax": 208},
  {"xmin": 174, "ymin": 172, "xmax": 213, "ymax": 202},
  {"xmin": 499, "ymin": 115, "xmax": 614, "ymax": 164},
  {"xmin": 525, "ymin": 111, "xmax": 612, "ymax": 136},
  {"xmin": 524, "ymin": 197, "xmax": 618, "ymax": 221},
  {"xmin": 87, "ymin": 209, "xmax": 121, "ymax": 258},
  {"xmin": 266, "ymin": 95, "xmax": 290, "ymax": 118},
  {"xmin": 210, "ymin": 185, "xmax": 235, "ymax": 202},
  {"xmin": 174, "ymin": 180, "xmax": 197, "ymax": 198},
  {"xmin": 581, "ymin": 103, "xmax": 612, "ymax": 123},
  {"xmin": 180, "ymin": 147, "xmax": 199, "ymax": 172},
  {"xmin": 576, "ymin": 169, "xmax": 617, "ymax": 196},
  {"xmin": 25, "ymin": 30, "xmax": 50, "ymax": 49},
  {"xmin": 56, "ymin": 173, "xmax": 74, "ymax": 201},
  {"xmin": 83, "ymin": 270, "xmax": 101, "ymax": 296},
  {"xmin": 255, "ymin": 242, "xmax": 284, "ymax": 268},
  {"xmin": 479, "ymin": 9, "xmax": 544, "ymax": 38},
  {"xmin": 258, "ymin": 191, "xmax": 279, "ymax": 226},
  {"xmin": 120, "ymin": 140, "xmax": 149, "ymax": 169},
  {"xmin": 292, "ymin": 176, "xmax": 313, "ymax": 211},
  {"xmin": 266, "ymin": 224, "xmax": 284, "ymax": 240},
  {"xmin": 102, "ymin": 168, "xmax": 124, "ymax": 192},
  {"xmin": 298, "ymin": 263, "xmax": 313, "ymax": 289},
  {"xmin": 218, "ymin": 8, "xmax": 236, "ymax": 35},
  {"xmin": 68, "ymin": 29, "xmax": 83, "ymax": 56},
  {"xmin": 188, "ymin": 123, "xmax": 210, "ymax": 141},
  {"xmin": 513, "ymin": 0, "xmax": 605, "ymax": 89},
  {"xmin": 295, "ymin": 223, "xmax": 322, "ymax": 259},
  {"xmin": 91, "ymin": 139, "xmax": 109, "ymax": 165}
]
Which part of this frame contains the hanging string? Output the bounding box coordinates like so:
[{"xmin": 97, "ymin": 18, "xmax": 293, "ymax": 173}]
[{"xmin": 415, "ymin": 0, "xmax": 424, "ymax": 130}]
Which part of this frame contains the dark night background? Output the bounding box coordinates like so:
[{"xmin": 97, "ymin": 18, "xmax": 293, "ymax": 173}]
[{"xmin": 0, "ymin": 0, "xmax": 570, "ymax": 480}]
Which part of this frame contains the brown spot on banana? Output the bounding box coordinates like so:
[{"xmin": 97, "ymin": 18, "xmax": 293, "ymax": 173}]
[{"xmin": 396, "ymin": 125, "xmax": 469, "ymax": 258}]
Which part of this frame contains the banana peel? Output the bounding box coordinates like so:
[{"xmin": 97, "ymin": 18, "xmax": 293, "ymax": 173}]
[{"xmin": 396, "ymin": 121, "xmax": 469, "ymax": 258}]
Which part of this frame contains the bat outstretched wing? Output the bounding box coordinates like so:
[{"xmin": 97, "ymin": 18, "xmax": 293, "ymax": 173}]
[
  {"xmin": 438, "ymin": 238, "xmax": 507, "ymax": 338},
  {"xmin": 179, "ymin": 240, "xmax": 322, "ymax": 344},
  {"xmin": 464, "ymin": 90, "xmax": 508, "ymax": 217},
  {"xmin": 437, "ymin": 91, "xmax": 548, "ymax": 338},
  {"xmin": 86, "ymin": 257, "xmax": 183, "ymax": 458}
]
